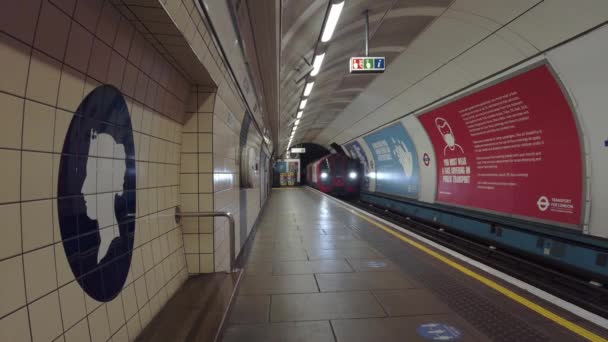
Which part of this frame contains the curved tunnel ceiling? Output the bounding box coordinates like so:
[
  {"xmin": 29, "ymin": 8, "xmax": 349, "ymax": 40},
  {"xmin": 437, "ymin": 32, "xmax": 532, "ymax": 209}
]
[{"xmin": 279, "ymin": 0, "xmax": 453, "ymax": 152}]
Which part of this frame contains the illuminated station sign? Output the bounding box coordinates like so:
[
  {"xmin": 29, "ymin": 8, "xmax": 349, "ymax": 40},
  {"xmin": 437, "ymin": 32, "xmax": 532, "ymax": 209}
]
[{"xmin": 350, "ymin": 56, "xmax": 385, "ymax": 74}]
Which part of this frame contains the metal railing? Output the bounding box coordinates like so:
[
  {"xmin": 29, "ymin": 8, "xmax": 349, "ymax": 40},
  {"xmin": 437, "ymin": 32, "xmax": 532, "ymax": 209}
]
[{"xmin": 175, "ymin": 206, "xmax": 237, "ymax": 273}]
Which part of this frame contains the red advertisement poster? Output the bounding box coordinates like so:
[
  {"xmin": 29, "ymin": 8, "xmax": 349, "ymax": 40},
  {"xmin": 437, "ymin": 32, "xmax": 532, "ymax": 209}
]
[{"xmin": 418, "ymin": 64, "xmax": 583, "ymax": 227}]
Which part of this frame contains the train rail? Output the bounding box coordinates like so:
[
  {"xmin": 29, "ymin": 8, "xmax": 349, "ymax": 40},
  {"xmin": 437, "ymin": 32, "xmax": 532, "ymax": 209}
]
[{"xmin": 345, "ymin": 197, "xmax": 608, "ymax": 319}]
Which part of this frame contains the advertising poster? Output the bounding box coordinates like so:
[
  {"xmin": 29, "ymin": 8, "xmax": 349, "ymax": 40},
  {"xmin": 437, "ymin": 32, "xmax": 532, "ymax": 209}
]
[
  {"xmin": 363, "ymin": 122, "xmax": 420, "ymax": 198},
  {"xmin": 418, "ymin": 64, "xmax": 583, "ymax": 226},
  {"xmin": 344, "ymin": 140, "xmax": 371, "ymax": 191}
]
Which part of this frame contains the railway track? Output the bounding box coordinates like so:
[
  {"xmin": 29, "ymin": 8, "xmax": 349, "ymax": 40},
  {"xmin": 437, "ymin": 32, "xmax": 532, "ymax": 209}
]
[{"xmin": 346, "ymin": 198, "xmax": 608, "ymax": 319}]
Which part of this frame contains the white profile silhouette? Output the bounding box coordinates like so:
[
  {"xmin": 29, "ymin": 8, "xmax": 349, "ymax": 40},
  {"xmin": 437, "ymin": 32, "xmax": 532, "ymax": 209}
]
[
  {"xmin": 392, "ymin": 138, "xmax": 413, "ymax": 177},
  {"xmin": 435, "ymin": 117, "xmax": 464, "ymax": 156},
  {"xmin": 82, "ymin": 130, "xmax": 127, "ymax": 263}
]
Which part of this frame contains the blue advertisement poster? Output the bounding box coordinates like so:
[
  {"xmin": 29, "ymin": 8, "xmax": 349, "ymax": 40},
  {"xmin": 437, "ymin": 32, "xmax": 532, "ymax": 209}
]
[
  {"xmin": 344, "ymin": 140, "xmax": 371, "ymax": 191},
  {"xmin": 363, "ymin": 122, "xmax": 419, "ymax": 198}
]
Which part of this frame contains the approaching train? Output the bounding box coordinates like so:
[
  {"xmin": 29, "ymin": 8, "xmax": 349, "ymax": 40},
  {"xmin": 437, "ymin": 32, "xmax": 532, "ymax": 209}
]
[{"xmin": 306, "ymin": 154, "xmax": 360, "ymax": 195}]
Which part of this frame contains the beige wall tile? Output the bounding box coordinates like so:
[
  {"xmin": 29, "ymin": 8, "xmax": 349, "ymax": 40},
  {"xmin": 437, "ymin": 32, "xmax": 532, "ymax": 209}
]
[
  {"xmin": 121, "ymin": 283, "xmax": 138, "ymax": 320},
  {"xmin": 185, "ymin": 254, "xmax": 199, "ymax": 273},
  {"xmin": 21, "ymin": 151, "xmax": 53, "ymax": 201},
  {"xmin": 126, "ymin": 314, "xmax": 142, "ymax": 341},
  {"xmin": 200, "ymin": 254, "xmax": 214, "ymax": 273},
  {"xmin": 200, "ymin": 217, "xmax": 213, "ymax": 234},
  {"xmin": 106, "ymin": 296, "xmax": 125, "ymax": 335},
  {"xmin": 198, "ymin": 133, "xmax": 212, "ymax": 153},
  {"xmin": 199, "ymin": 234, "xmax": 213, "ymax": 253},
  {"xmin": 59, "ymin": 281, "xmax": 86, "ymax": 330},
  {"xmin": 180, "ymin": 174, "xmax": 198, "ymax": 194},
  {"xmin": 183, "ymin": 234, "xmax": 199, "ymax": 254},
  {"xmin": 181, "ymin": 133, "xmax": 197, "ymax": 153},
  {"xmin": 26, "ymin": 51, "xmax": 61, "ymax": 106},
  {"xmin": 64, "ymin": 319, "xmax": 90, "ymax": 342},
  {"xmin": 199, "ymin": 153, "xmax": 212, "ymax": 173},
  {"xmin": 0, "ymin": 203, "xmax": 21, "ymax": 259},
  {"xmin": 181, "ymin": 154, "xmax": 197, "ymax": 173},
  {"xmin": 0, "ymin": 32, "xmax": 31, "ymax": 96},
  {"xmin": 0, "ymin": 256, "xmax": 26, "ymax": 317},
  {"xmin": 57, "ymin": 66, "xmax": 85, "ymax": 113},
  {"xmin": 64, "ymin": 22, "xmax": 93, "ymax": 74},
  {"xmin": 198, "ymin": 193, "xmax": 213, "ymax": 212},
  {"xmin": 55, "ymin": 244, "xmax": 75, "ymax": 286},
  {"xmin": 34, "ymin": 0, "xmax": 70, "ymax": 61},
  {"xmin": 23, "ymin": 100, "xmax": 55, "ymax": 152},
  {"xmin": 88, "ymin": 304, "xmax": 110, "ymax": 342},
  {"xmin": 29, "ymin": 291, "xmax": 62, "ymax": 342},
  {"xmin": 183, "ymin": 113, "xmax": 197, "ymax": 133},
  {"xmin": 197, "ymin": 92, "xmax": 215, "ymax": 112},
  {"xmin": 54, "ymin": 109, "xmax": 73, "ymax": 153},
  {"xmin": 198, "ymin": 113, "xmax": 212, "ymax": 132},
  {"xmin": 0, "ymin": 0, "xmax": 41, "ymax": 44},
  {"xmin": 21, "ymin": 199, "xmax": 53, "ymax": 252},
  {"xmin": 0, "ymin": 149, "xmax": 21, "ymax": 204},
  {"xmin": 0, "ymin": 92, "xmax": 24, "ymax": 149},
  {"xmin": 198, "ymin": 173, "xmax": 213, "ymax": 193},
  {"xmin": 0, "ymin": 307, "xmax": 31, "ymax": 342},
  {"xmin": 24, "ymin": 245, "xmax": 57, "ymax": 302}
]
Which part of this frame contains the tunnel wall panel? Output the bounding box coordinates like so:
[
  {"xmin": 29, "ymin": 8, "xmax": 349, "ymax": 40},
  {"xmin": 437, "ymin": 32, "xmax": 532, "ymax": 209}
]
[
  {"xmin": 0, "ymin": 0, "xmax": 192, "ymax": 341},
  {"xmin": 343, "ymin": 24, "xmax": 608, "ymax": 239}
]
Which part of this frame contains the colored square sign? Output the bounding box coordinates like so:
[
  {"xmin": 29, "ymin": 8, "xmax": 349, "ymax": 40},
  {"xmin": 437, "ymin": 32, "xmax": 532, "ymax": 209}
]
[{"xmin": 350, "ymin": 56, "xmax": 385, "ymax": 74}]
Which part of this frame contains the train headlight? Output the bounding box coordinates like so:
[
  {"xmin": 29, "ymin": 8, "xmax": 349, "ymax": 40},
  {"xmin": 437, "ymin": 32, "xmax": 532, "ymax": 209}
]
[
  {"xmin": 320, "ymin": 172, "xmax": 328, "ymax": 179},
  {"xmin": 349, "ymin": 172, "xmax": 357, "ymax": 179}
]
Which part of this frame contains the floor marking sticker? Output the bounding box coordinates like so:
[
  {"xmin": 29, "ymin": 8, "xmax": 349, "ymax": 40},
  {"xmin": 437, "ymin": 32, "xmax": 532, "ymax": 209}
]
[{"xmin": 417, "ymin": 323, "xmax": 462, "ymax": 341}]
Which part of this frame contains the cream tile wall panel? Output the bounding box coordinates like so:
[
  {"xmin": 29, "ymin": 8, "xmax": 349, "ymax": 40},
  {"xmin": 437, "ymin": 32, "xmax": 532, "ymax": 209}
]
[
  {"xmin": 28, "ymin": 291, "xmax": 63, "ymax": 342},
  {"xmin": 58, "ymin": 281, "xmax": 86, "ymax": 330},
  {"xmin": 64, "ymin": 319, "xmax": 91, "ymax": 342},
  {"xmin": 0, "ymin": 256, "xmax": 27, "ymax": 317},
  {"xmin": 451, "ymin": 30, "xmax": 534, "ymax": 81},
  {"xmin": 0, "ymin": 92, "xmax": 24, "ymax": 149},
  {"xmin": 21, "ymin": 199, "xmax": 53, "ymax": 252},
  {"xmin": 0, "ymin": 33, "xmax": 31, "ymax": 96},
  {"xmin": 0, "ymin": 307, "xmax": 31, "ymax": 342},
  {"xmin": 0, "ymin": 203, "xmax": 21, "ymax": 259},
  {"xmin": 508, "ymin": 0, "xmax": 608, "ymax": 51},
  {"xmin": 450, "ymin": 0, "xmax": 540, "ymax": 25}
]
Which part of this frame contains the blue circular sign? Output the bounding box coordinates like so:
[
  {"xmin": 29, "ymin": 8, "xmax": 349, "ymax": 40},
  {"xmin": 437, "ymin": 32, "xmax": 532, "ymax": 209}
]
[
  {"xmin": 58, "ymin": 85, "xmax": 136, "ymax": 302},
  {"xmin": 417, "ymin": 323, "xmax": 462, "ymax": 341}
]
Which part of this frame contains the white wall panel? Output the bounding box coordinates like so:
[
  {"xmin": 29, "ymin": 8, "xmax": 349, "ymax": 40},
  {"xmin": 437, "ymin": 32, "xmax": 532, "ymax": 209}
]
[
  {"xmin": 547, "ymin": 24, "xmax": 608, "ymax": 237},
  {"xmin": 401, "ymin": 116, "xmax": 437, "ymax": 203}
]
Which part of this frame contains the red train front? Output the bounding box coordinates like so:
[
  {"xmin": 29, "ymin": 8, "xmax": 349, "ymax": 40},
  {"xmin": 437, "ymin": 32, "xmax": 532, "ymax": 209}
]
[{"xmin": 307, "ymin": 154, "xmax": 360, "ymax": 196}]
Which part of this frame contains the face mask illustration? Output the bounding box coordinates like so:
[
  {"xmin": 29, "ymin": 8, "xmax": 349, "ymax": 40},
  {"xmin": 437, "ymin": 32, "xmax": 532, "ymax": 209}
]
[{"xmin": 435, "ymin": 117, "xmax": 464, "ymax": 155}]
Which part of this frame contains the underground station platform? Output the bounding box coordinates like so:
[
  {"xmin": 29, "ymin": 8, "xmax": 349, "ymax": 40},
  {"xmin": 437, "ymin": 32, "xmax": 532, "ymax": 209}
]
[{"xmin": 142, "ymin": 188, "xmax": 608, "ymax": 342}]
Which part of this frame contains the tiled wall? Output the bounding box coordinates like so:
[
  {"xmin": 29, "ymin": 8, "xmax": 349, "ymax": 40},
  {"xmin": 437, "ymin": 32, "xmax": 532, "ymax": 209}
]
[
  {"xmin": 0, "ymin": 0, "xmax": 191, "ymax": 341},
  {"xmin": 180, "ymin": 87, "xmax": 216, "ymax": 274},
  {"xmin": 1, "ymin": 0, "xmax": 271, "ymax": 340}
]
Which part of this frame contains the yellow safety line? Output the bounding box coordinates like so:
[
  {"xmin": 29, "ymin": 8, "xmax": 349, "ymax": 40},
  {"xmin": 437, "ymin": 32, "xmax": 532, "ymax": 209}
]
[{"xmin": 332, "ymin": 199, "xmax": 606, "ymax": 341}]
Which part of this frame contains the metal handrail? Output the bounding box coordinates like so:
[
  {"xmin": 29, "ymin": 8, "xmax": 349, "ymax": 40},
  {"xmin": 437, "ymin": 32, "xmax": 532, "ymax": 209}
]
[{"xmin": 175, "ymin": 206, "xmax": 237, "ymax": 273}]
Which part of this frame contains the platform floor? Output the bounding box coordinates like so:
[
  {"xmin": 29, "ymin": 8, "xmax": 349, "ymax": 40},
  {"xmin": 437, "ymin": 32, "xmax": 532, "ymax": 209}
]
[{"xmin": 222, "ymin": 188, "xmax": 607, "ymax": 342}]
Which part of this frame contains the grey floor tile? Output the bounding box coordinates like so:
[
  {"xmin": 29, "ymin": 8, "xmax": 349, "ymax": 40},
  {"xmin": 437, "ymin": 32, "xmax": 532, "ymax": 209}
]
[
  {"xmin": 273, "ymin": 260, "xmax": 353, "ymax": 275},
  {"xmin": 316, "ymin": 272, "xmax": 414, "ymax": 292},
  {"xmin": 307, "ymin": 247, "xmax": 382, "ymax": 260},
  {"xmin": 331, "ymin": 315, "xmax": 487, "ymax": 342},
  {"xmin": 244, "ymin": 263, "xmax": 273, "ymax": 275},
  {"xmin": 228, "ymin": 295, "xmax": 270, "ymax": 324},
  {"xmin": 239, "ymin": 274, "xmax": 319, "ymax": 295},
  {"xmin": 270, "ymin": 291, "xmax": 386, "ymax": 322},
  {"xmin": 346, "ymin": 258, "xmax": 400, "ymax": 272},
  {"xmin": 372, "ymin": 289, "xmax": 451, "ymax": 316},
  {"xmin": 222, "ymin": 321, "xmax": 335, "ymax": 342}
]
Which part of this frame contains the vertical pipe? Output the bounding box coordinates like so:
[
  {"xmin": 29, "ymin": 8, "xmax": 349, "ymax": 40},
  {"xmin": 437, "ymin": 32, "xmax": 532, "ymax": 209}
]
[{"xmin": 364, "ymin": 10, "xmax": 369, "ymax": 57}]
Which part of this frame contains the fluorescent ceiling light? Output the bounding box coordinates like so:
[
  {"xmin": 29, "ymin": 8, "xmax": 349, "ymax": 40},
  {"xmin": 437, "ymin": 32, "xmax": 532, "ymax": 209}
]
[
  {"xmin": 299, "ymin": 99, "xmax": 308, "ymax": 109},
  {"xmin": 296, "ymin": 111, "xmax": 303, "ymax": 119},
  {"xmin": 321, "ymin": 1, "xmax": 345, "ymax": 42},
  {"xmin": 304, "ymin": 82, "xmax": 314, "ymax": 96},
  {"xmin": 310, "ymin": 53, "xmax": 325, "ymax": 77},
  {"xmin": 295, "ymin": 119, "xmax": 300, "ymax": 126}
]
